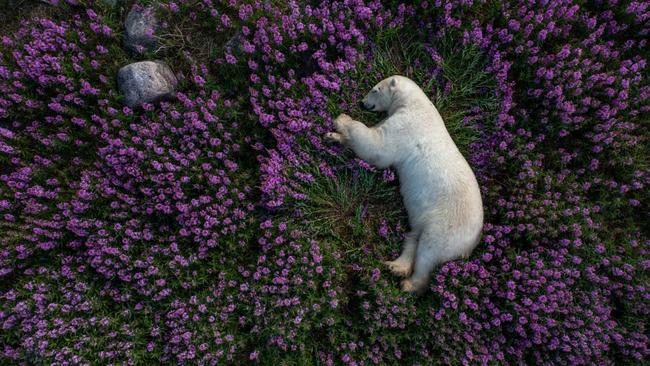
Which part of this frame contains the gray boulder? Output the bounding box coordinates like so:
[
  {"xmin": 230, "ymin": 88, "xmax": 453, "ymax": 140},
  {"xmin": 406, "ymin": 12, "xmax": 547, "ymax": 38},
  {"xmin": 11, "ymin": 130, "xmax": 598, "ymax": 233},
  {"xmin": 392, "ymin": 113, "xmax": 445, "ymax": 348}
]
[
  {"xmin": 117, "ymin": 61, "xmax": 177, "ymax": 107},
  {"xmin": 124, "ymin": 4, "xmax": 159, "ymax": 53}
]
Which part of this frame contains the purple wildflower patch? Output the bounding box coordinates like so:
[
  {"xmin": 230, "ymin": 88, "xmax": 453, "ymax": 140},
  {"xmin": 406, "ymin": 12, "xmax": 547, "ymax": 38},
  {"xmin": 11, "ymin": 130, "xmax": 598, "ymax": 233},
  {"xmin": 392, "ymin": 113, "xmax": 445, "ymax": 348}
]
[{"xmin": 0, "ymin": 0, "xmax": 648, "ymax": 365}]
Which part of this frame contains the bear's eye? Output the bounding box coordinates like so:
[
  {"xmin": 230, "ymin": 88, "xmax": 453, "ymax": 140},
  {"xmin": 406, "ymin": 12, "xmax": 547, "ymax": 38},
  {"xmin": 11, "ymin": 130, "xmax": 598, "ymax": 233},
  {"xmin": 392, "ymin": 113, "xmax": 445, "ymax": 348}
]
[{"xmin": 372, "ymin": 89, "xmax": 378, "ymax": 93}]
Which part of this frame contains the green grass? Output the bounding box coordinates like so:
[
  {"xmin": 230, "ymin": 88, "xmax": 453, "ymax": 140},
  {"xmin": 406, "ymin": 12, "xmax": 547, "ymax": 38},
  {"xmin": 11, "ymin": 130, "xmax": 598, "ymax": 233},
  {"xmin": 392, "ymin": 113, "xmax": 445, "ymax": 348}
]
[{"xmin": 296, "ymin": 166, "xmax": 405, "ymax": 259}]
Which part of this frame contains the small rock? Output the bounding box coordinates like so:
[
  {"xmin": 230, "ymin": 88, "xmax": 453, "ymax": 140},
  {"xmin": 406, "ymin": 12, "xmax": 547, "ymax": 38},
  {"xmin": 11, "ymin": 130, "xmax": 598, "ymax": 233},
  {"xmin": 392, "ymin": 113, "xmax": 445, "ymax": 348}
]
[
  {"xmin": 117, "ymin": 61, "xmax": 177, "ymax": 107},
  {"xmin": 124, "ymin": 4, "xmax": 159, "ymax": 53}
]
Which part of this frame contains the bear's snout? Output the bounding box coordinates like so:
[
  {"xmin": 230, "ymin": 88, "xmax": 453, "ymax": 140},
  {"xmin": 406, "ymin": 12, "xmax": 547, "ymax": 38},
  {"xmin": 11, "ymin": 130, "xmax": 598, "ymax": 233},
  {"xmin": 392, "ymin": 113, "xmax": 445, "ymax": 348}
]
[{"xmin": 359, "ymin": 100, "xmax": 373, "ymax": 111}]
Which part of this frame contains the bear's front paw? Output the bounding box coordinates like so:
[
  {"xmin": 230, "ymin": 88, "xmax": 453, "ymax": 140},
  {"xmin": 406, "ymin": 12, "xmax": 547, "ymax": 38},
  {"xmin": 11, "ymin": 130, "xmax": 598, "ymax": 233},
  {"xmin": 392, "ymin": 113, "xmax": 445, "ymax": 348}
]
[
  {"xmin": 325, "ymin": 132, "xmax": 343, "ymax": 143},
  {"xmin": 333, "ymin": 113, "xmax": 353, "ymax": 132}
]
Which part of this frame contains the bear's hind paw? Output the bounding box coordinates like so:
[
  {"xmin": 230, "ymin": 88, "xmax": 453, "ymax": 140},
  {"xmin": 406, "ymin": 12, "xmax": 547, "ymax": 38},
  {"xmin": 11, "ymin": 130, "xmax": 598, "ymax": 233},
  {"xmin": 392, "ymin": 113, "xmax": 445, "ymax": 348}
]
[
  {"xmin": 401, "ymin": 278, "xmax": 428, "ymax": 294},
  {"xmin": 383, "ymin": 260, "xmax": 412, "ymax": 277}
]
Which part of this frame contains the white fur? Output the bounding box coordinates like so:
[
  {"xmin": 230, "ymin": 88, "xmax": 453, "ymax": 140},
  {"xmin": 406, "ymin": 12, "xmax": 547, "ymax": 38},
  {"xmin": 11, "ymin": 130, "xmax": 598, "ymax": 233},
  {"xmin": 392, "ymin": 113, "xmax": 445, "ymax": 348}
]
[{"xmin": 326, "ymin": 75, "xmax": 484, "ymax": 294}]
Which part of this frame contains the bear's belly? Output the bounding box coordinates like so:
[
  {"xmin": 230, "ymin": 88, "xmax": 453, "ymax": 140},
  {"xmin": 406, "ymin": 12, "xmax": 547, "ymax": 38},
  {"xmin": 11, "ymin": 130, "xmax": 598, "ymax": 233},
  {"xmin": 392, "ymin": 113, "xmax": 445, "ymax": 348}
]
[
  {"xmin": 396, "ymin": 150, "xmax": 481, "ymax": 233},
  {"xmin": 397, "ymin": 160, "xmax": 446, "ymax": 228}
]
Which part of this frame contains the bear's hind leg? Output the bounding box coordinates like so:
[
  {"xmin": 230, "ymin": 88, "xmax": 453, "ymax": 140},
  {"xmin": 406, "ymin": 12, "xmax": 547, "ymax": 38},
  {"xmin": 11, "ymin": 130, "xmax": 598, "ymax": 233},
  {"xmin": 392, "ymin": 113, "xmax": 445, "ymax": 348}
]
[
  {"xmin": 401, "ymin": 230, "xmax": 444, "ymax": 294},
  {"xmin": 384, "ymin": 230, "xmax": 419, "ymax": 277}
]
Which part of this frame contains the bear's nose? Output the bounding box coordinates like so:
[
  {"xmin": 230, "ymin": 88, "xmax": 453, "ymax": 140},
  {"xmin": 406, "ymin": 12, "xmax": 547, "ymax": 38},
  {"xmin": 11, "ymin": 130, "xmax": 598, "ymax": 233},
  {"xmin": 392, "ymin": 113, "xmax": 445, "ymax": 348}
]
[{"xmin": 358, "ymin": 100, "xmax": 365, "ymax": 109}]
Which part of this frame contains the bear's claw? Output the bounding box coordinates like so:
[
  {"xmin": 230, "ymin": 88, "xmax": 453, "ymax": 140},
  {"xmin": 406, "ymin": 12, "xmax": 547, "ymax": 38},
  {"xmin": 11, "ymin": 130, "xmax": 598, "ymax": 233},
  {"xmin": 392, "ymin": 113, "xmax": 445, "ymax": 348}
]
[{"xmin": 325, "ymin": 132, "xmax": 342, "ymax": 142}]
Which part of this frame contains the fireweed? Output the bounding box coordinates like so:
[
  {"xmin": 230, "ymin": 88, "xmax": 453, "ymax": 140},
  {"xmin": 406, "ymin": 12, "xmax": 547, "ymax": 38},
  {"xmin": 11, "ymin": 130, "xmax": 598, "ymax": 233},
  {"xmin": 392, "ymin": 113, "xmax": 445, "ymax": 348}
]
[{"xmin": 1, "ymin": 0, "xmax": 648, "ymax": 365}]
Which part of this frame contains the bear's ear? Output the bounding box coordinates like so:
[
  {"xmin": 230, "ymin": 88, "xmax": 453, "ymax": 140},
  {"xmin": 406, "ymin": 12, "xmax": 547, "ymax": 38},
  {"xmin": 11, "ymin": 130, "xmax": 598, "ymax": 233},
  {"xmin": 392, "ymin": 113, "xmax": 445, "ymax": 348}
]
[{"xmin": 389, "ymin": 77, "xmax": 398, "ymax": 89}]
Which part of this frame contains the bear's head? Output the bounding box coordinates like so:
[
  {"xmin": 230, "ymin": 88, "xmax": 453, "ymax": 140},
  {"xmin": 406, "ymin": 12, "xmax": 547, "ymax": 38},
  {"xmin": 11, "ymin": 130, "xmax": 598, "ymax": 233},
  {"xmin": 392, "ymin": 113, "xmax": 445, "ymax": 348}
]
[{"xmin": 360, "ymin": 75, "xmax": 418, "ymax": 112}]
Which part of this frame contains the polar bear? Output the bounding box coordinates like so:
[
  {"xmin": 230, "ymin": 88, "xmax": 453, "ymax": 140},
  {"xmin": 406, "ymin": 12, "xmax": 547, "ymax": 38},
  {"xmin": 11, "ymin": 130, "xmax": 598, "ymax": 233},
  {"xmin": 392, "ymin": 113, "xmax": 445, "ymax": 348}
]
[{"xmin": 326, "ymin": 75, "xmax": 484, "ymax": 294}]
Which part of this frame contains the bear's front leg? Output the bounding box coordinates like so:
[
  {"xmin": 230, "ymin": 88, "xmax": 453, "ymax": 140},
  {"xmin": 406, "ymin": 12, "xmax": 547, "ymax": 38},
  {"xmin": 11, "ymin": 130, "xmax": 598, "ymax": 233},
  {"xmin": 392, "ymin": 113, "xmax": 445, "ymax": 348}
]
[{"xmin": 325, "ymin": 113, "xmax": 393, "ymax": 169}]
